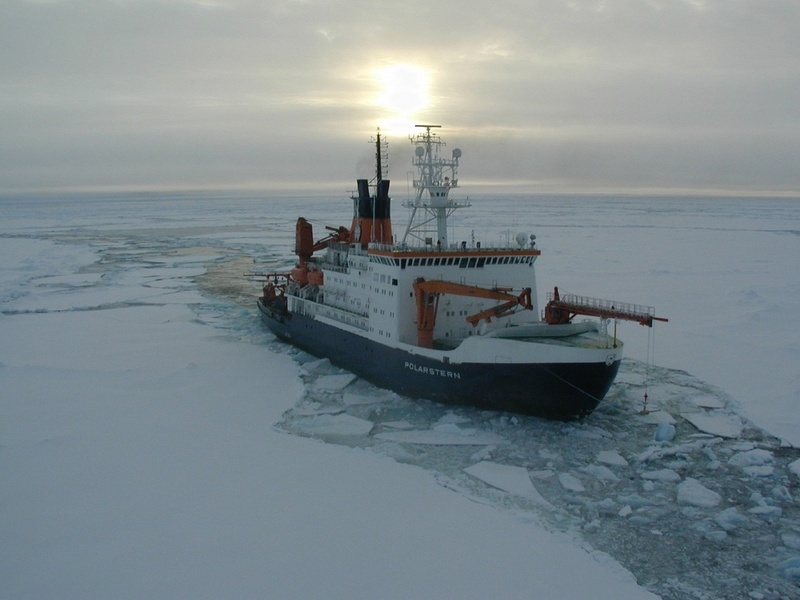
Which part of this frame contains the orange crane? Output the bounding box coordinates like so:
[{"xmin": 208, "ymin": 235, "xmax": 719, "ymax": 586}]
[
  {"xmin": 413, "ymin": 277, "xmax": 533, "ymax": 348},
  {"xmin": 293, "ymin": 217, "xmax": 350, "ymax": 286},
  {"xmin": 295, "ymin": 217, "xmax": 350, "ymax": 264},
  {"xmin": 544, "ymin": 287, "xmax": 668, "ymax": 327}
]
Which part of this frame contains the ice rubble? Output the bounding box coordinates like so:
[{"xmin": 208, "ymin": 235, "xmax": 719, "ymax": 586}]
[{"xmin": 279, "ymin": 356, "xmax": 800, "ymax": 600}]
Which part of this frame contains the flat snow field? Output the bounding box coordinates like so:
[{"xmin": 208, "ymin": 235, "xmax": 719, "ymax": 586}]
[{"xmin": 2, "ymin": 193, "xmax": 799, "ymax": 599}]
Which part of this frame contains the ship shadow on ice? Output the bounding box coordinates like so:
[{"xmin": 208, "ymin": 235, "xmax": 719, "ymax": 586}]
[{"xmin": 275, "ymin": 352, "xmax": 800, "ymax": 600}]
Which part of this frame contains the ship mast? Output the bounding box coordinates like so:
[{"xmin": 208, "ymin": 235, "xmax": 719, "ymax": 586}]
[
  {"xmin": 372, "ymin": 128, "xmax": 388, "ymax": 185},
  {"xmin": 402, "ymin": 125, "xmax": 469, "ymax": 248}
]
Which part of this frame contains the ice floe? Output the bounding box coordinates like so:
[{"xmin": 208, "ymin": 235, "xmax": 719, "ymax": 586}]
[
  {"xmin": 597, "ymin": 450, "xmax": 629, "ymax": 466},
  {"xmin": 309, "ymin": 373, "xmax": 357, "ymax": 392},
  {"xmin": 558, "ymin": 472, "xmax": 586, "ymax": 493},
  {"xmin": 715, "ymin": 507, "xmax": 748, "ymax": 531},
  {"xmin": 676, "ymin": 478, "xmax": 722, "ymax": 507},
  {"xmin": 640, "ymin": 468, "xmax": 681, "ymax": 482},
  {"xmin": 464, "ymin": 461, "xmax": 554, "ymax": 508},
  {"xmin": 681, "ymin": 411, "xmax": 743, "ymax": 438},
  {"xmin": 375, "ymin": 429, "xmax": 507, "ymax": 446},
  {"xmin": 728, "ymin": 448, "xmax": 774, "ymax": 468},
  {"xmin": 292, "ymin": 413, "xmax": 375, "ymax": 437},
  {"xmin": 580, "ymin": 464, "xmax": 620, "ymax": 482},
  {"xmin": 653, "ymin": 422, "xmax": 676, "ymax": 442}
]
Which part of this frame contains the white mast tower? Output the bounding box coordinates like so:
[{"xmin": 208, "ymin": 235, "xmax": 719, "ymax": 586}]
[{"xmin": 401, "ymin": 125, "xmax": 470, "ymax": 249}]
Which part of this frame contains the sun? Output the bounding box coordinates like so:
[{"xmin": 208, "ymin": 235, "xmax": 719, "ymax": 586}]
[{"xmin": 374, "ymin": 64, "xmax": 430, "ymax": 115}]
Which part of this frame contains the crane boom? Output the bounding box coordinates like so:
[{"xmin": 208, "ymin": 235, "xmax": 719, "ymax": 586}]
[
  {"xmin": 412, "ymin": 277, "xmax": 533, "ymax": 348},
  {"xmin": 544, "ymin": 287, "xmax": 668, "ymax": 327}
]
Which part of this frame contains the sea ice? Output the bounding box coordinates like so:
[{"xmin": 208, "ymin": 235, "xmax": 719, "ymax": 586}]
[
  {"xmin": 464, "ymin": 461, "xmax": 554, "ymax": 508},
  {"xmin": 568, "ymin": 425, "xmax": 613, "ymax": 440},
  {"xmin": 558, "ymin": 472, "xmax": 586, "ymax": 492},
  {"xmin": 779, "ymin": 556, "xmax": 800, "ymax": 580},
  {"xmin": 688, "ymin": 394, "xmax": 726, "ymax": 409},
  {"xmin": 370, "ymin": 442, "xmax": 417, "ymax": 462},
  {"xmin": 743, "ymin": 466, "xmax": 774, "ymax": 477},
  {"xmin": 300, "ymin": 357, "xmax": 332, "ymax": 374},
  {"xmin": 310, "ymin": 373, "xmax": 357, "ymax": 392},
  {"xmin": 581, "ymin": 464, "xmax": 621, "ymax": 482},
  {"xmin": 782, "ymin": 533, "xmax": 800, "ymax": 550},
  {"xmin": 6, "ymin": 194, "xmax": 800, "ymax": 600},
  {"xmin": 293, "ymin": 413, "xmax": 375, "ymax": 437},
  {"xmin": 676, "ymin": 478, "xmax": 722, "ymax": 507},
  {"xmin": 654, "ymin": 422, "xmax": 676, "ymax": 442},
  {"xmin": 728, "ymin": 448, "xmax": 774, "ymax": 468},
  {"xmin": 617, "ymin": 493, "xmax": 655, "ymax": 508},
  {"xmin": 681, "ymin": 412, "xmax": 743, "ymax": 438},
  {"xmin": 772, "ymin": 485, "xmax": 793, "ymax": 503},
  {"xmin": 381, "ymin": 420, "xmax": 413, "ymax": 430},
  {"xmin": 715, "ymin": 507, "xmax": 748, "ymax": 531},
  {"xmin": 640, "ymin": 468, "xmax": 681, "ymax": 482},
  {"xmin": 638, "ymin": 410, "xmax": 676, "ymax": 425},
  {"xmin": 375, "ymin": 429, "xmax": 507, "ymax": 446},
  {"xmin": 433, "ymin": 422, "xmax": 475, "ymax": 435},
  {"xmin": 748, "ymin": 505, "xmax": 782, "ymax": 520},
  {"xmin": 342, "ymin": 391, "xmax": 383, "ymax": 405},
  {"xmin": 437, "ymin": 412, "xmax": 473, "ymax": 425},
  {"xmin": 597, "ymin": 450, "xmax": 629, "ymax": 466}
]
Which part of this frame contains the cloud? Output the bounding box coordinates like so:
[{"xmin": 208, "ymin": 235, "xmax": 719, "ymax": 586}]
[{"xmin": 1, "ymin": 0, "xmax": 799, "ymax": 194}]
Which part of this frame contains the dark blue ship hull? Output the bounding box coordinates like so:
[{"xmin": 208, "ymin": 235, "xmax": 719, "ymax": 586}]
[{"xmin": 258, "ymin": 299, "xmax": 620, "ymax": 418}]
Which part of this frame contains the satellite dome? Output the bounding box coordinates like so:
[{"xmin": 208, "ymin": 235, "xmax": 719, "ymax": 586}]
[
  {"xmin": 415, "ymin": 146, "xmax": 425, "ymax": 157},
  {"xmin": 452, "ymin": 148, "xmax": 462, "ymax": 158},
  {"xmin": 515, "ymin": 232, "xmax": 528, "ymax": 247}
]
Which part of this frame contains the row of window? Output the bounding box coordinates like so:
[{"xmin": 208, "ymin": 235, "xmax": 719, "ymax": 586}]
[
  {"xmin": 328, "ymin": 273, "xmax": 397, "ymax": 303},
  {"xmin": 371, "ymin": 255, "xmax": 535, "ymax": 269}
]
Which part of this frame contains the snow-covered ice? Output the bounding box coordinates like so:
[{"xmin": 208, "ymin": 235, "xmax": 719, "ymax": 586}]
[
  {"xmin": 3, "ymin": 193, "xmax": 800, "ymax": 600},
  {"xmin": 374, "ymin": 428, "xmax": 508, "ymax": 446},
  {"xmin": 597, "ymin": 450, "xmax": 629, "ymax": 466},
  {"xmin": 464, "ymin": 461, "xmax": 554, "ymax": 508},
  {"xmin": 640, "ymin": 468, "xmax": 682, "ymax": 482},
  {"xmin": 558, "ymin": 472, "xmax": 586, "ymax": 492},
  {"xmin": 681, "ymin": 411, "xmax": 744, "ymax": 438},
  {"xmin": 654, "ymin": 422, "xmax": 676, "ymax": 442},
  {"xmin": 310, "ymin": 372, "xmax": 358, "ymax": 392},
  {"xmin": 292, "ymin": 413, "xmax": 375, "ymax": 437},
  {"xmin": 676, "ymin": 478, "xmax": 722, "ymax": 508}
]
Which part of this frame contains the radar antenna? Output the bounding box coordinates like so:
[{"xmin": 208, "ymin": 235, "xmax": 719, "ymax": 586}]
[{"xmin": 401, "ymin": 125, "xmax": 469, "ymax": 248}]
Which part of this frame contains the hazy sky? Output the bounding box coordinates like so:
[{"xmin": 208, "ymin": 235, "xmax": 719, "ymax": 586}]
[{"xmin": 2, "ymin": 0, "xmax": 799, "ymax": 196}]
